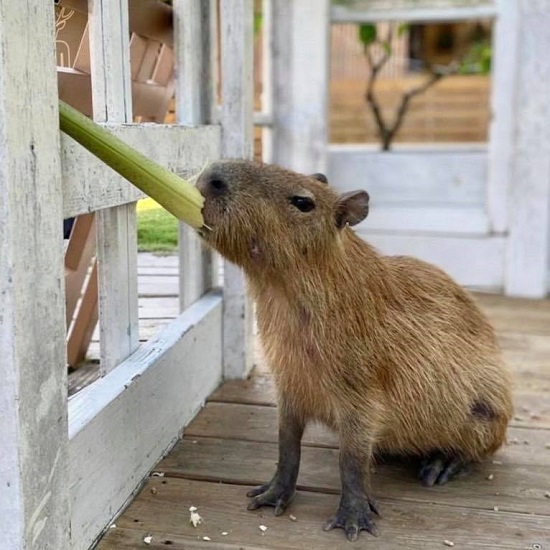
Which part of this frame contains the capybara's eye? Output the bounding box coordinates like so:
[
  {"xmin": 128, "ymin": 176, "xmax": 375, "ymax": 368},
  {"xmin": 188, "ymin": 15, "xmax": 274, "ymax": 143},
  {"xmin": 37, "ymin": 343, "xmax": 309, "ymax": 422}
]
[
  {"xmin": 290, "ymin": 196, "xmax": 316, "ymax": 212},
  {"xmin": 210, "ymin": 179, "xmax": 226, "ymax": 192}
]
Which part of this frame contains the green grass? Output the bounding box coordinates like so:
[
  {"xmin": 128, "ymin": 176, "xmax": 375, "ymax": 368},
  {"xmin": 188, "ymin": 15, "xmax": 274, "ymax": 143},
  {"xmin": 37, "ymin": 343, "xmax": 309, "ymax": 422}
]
[{"xmin": 137, "ymin": 198, "xmax": 179, "ymax": 253}]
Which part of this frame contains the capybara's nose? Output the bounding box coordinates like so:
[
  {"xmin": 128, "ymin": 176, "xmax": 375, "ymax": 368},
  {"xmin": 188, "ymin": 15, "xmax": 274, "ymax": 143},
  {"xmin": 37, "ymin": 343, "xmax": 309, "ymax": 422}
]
[{"xmin": 197, "ymin": 171, "xmax": 229, "ymax": 198}]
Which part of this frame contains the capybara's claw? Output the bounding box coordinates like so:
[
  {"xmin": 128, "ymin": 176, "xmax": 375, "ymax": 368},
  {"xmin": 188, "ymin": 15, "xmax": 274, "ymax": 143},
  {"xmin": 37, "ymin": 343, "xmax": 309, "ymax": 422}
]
[
  {"xmin": 419, "ymin": 453, "xmax": 471, "ymax": 487},
  {"xmin": 323, "ymin": 496, "xmax": 379, "ymax": 541},
  {"xmin": 246, "ymin": 483, "xmax": 270, "ymax": 498},
  {"xmin": 246, "ymin": 480, "xmax": 295, "ymax": 515},
  {"xmin": 367, "ymin": 495, "xmax": 380, "ymax": 516}
]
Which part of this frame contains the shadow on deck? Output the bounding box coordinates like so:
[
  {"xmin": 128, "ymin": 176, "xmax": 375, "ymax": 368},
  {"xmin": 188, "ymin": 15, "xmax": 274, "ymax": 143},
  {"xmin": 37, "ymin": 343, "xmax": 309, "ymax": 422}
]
[{"xmin": 97, "ymin": 287, "xmax": 550, "ymax": 549}]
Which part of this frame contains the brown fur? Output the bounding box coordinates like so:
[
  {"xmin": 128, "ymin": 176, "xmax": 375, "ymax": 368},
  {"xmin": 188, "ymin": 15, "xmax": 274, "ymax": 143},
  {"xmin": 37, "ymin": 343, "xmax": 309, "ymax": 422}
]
[{"xmin": 197, "ymin": 159, "xmax": 513, "ymax": 531}]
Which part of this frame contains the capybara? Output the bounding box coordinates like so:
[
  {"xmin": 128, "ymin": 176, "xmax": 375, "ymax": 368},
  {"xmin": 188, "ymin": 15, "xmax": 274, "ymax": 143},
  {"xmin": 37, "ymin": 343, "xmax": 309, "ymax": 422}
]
[{"xmin": 197, "ymin": 160, "xmax": 513, "ymax": 541}]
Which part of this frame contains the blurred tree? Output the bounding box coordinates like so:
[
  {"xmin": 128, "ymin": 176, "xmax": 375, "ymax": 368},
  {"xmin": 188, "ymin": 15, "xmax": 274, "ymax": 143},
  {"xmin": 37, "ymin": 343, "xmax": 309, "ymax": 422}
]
[{"xmin": 358, "ymin": 21, "xmax": 491, "ymax": 150}]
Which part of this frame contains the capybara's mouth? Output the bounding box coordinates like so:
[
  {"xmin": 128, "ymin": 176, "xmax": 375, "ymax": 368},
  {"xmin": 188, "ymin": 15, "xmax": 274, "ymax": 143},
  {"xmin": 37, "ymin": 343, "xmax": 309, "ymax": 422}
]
[
  {"xmin": 196, "ymin": 223, "xmax": 213, "ymax": 239},
  {"xmin": 195, "ymin": 182, "xmax": 215, "ymax": 239},
  {"xmin": 196, "ymin": 197, "xmax": 217, "ymax": 239}
]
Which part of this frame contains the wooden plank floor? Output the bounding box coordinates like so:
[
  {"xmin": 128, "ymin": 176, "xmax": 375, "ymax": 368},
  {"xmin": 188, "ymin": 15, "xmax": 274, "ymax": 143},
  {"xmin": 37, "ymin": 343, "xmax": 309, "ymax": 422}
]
[{"xmin": 97, "ymin": 292, "xmax": 550, "ymax": 549}]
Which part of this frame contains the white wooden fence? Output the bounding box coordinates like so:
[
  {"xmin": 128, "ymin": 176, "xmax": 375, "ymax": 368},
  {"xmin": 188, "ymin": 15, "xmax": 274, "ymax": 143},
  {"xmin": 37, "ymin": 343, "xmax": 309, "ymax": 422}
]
[
  {"xmin": 267, "ymin": 0, "xmax": 550, "ymax": 297},
  {"xmin": 0, "ymin": 1, "xmax": 254, "ymax": 548},
  {"xmin": 1, "ymin": 0, "xmax": 549, "ymax": 548}
]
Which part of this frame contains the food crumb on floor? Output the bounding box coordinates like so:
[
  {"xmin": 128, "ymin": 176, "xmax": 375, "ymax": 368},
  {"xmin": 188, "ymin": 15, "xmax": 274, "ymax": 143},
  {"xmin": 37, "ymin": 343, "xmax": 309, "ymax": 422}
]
[{"xmin": 189, "ymin": 506, "xmax": 203, "ymax": 527}]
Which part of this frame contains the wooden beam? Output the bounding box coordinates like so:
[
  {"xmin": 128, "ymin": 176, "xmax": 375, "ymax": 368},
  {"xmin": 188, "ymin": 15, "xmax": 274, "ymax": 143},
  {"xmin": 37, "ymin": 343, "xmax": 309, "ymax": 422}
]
[
  {"xmin": 220, "ymin": 0, "xmax": 254, "ymax": 160},
  {"xmin": 363, "ymin": 233, "xmax": 505, "ymax": 290},
  {"xmin": 220, "ymin": 0, "xmax": 256, "ymax": 379},
  {"xmin": 328, "ymin": 144, "xmax": 488, "ymax": 206},
  {"xmin": 259, "ymin": 0, "xmax": 274, "ymax": 162},
  {"xmin": 174, "ymin": 0, "xmax": 215, "ymax": 126},
  {"xmin": 67, "ymin": 261, "xmax": 99, "ymax": 368},
  {"xmin": 505, "ymin": 1, "xmax": 550, "ymax": 297},
  {"xmin": 331, "ymin": 4, "xmax": 497, "ymax": 23},
  {"xmin": 65, "ymin": 213, "xmax": 96, "ymax": 327},
  {"xmin": 88, "ymin": 0, "xmax": 139, "ymax": 374},
  {"xmin": 61, "ymin": 124, "xmax": 221, "ymax": 218},
  {"xmin": 174, "ymin": 0, "xmax": 218, "ymax": 310},
  {"xmin": 271, "ymin": 0, "xmax": 330, "ymax": 173},
  {"xmin": 487, "ymin": 0, "xmax": 519, "ymax": 234},
  {"xmin": 0, "ymin": 0, "xmax": 70, "ymax": 547},
  {"xmin": 362, "ymin": 205, "xmax": 490, "ymax": 234}
]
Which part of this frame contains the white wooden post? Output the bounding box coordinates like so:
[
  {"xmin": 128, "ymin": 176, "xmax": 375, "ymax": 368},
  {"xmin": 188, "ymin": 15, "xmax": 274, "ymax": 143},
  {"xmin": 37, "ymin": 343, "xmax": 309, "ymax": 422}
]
[
  {"xmin": 505, "ymin": 0, "xmax": 550, "ymax": 297},
  {"xmin": 260, "ymin": 0, "xmax": 274, "ymax": 163},
  {"xmin": 175, "ymin": 0, "xmax": 217, "ymax": 309},
  {"xmin": 0, "ymin": 1, "xmax": 70, "ymax": 547},
  {"xmin": 487, "ymin": 0, "xmax": 519, "ymax": 234},
  {"xmin": 220, "ymin": 0, "xmax": 255, "ymax": 378},
  {"xmin": 89, "ymin": 0, "xmax": 140, "ymax": 372},
  {"xmin": 271, "ymin": 0, "xmax": 330, "ymax": 173}
]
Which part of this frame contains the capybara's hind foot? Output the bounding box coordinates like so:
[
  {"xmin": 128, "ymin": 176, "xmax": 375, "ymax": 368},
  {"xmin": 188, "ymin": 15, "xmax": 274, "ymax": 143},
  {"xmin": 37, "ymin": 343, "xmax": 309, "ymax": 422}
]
[
  {"xmin": 323, "ymin": 494, "xmax": 379, "ymax": 541},
  {"xmin": 419, "ymin": 452, "xmax": 471, "ymax": 487}
]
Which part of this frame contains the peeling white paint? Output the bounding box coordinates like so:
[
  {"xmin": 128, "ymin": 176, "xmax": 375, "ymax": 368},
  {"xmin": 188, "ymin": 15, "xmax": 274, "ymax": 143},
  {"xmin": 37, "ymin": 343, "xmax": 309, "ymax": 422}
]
[{"xmin": 29, "ymin": 490, "xmax": 51, "ymax": 544}]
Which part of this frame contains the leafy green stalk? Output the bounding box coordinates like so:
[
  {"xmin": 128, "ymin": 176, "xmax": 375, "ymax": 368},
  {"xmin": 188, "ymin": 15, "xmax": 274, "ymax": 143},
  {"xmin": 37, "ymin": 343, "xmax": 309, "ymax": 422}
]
[{"xmin": 59, "ymin": 100, "xmax": 205, "ymax": 229}]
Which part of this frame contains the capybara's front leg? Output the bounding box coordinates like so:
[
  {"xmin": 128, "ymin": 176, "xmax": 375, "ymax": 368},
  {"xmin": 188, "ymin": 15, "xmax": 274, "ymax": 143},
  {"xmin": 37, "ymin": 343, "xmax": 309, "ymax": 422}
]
[
  {"xmin": 246, "ymin": 399, "xmax": 304, "ymax": 515},
  {"xmin": 324, "ymin": 434, "xmax": 379, "ymax": 541}
]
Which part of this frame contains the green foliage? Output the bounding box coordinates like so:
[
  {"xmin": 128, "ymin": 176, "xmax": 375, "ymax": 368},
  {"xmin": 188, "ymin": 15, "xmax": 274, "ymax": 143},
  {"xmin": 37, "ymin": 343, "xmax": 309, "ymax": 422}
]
[
  {"xmin": 358, "ymin": 23, "xmax": 377, "ymax": 46},
  {"xmin": 459, "ymin": 39, "xmax": 492, "ymax": 75},
  {"xmin": 397, "ymin": 22, "xmax": 409, "ymax": 37},
  {"xmin": 358, "ymin": 22, "xmax": 405, "ymax": 57}
]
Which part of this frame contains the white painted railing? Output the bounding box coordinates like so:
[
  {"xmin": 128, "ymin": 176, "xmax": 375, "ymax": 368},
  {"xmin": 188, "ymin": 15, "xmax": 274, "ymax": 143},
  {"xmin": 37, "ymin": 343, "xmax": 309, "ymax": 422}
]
[
  {"xmin": 0, "ymin": 1, "xmax": 254, "ymax": 548},
  {"xmin": 331, "ymin": 0, "xmax": 497, "ymax": 23},
  {"xmin": 2, "ymin": 1, "xmax": 549, "ymax": 548},
  {"xmin": 268, "ymin": 0, "xmax": 550, "ymax": 298}
]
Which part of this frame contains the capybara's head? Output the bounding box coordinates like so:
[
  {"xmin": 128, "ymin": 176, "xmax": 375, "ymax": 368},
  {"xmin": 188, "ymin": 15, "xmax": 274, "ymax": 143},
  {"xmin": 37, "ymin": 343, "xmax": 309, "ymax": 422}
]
[{"xmin": 196, "ymin": 160, "xmax": 369, "ymax": 273}]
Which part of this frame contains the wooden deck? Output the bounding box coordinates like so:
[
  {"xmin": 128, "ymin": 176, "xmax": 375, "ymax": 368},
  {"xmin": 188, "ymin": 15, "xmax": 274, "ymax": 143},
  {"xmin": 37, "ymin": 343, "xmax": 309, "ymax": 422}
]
[{"xmin": 96, "ymin": 287, "xmax": 550, "ymax": 549}]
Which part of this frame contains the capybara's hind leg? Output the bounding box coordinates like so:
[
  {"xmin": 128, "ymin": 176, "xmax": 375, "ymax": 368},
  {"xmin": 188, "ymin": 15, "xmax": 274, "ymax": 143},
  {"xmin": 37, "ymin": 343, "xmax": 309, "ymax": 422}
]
[
  {"xmin": 419, "ymin": 396, "xmax": 511, "ymax": 487},
  {"xmin": 419, "ymin": 452, "xmax": 471, "ymax": 487}
]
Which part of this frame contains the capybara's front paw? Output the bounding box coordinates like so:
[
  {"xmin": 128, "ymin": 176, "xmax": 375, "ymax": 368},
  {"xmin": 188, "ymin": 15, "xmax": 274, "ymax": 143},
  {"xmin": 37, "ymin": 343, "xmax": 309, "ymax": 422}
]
[
  {"xmin": 323, "ymin": 495, "xmax": 379, "ymax": 541},
  {"xmin": 246, "ymin": 478, "xmax": 296, "ymax": 516}
]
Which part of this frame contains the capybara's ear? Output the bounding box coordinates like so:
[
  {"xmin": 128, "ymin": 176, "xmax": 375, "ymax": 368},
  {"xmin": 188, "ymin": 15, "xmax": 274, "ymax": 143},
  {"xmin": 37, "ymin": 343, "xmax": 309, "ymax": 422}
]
[
  {"xmin": 335, "ymin": 190, "xmax": 370, "ymax": 228},
  {"xmin": 310, "ymin": 173, "xmax": 328, "ymax": 184}
]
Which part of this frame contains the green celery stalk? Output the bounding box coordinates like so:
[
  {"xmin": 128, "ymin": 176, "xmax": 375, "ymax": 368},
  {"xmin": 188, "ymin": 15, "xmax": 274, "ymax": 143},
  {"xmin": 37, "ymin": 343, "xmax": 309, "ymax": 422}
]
[{"xmin": 59, "ymin": 100, "xmax": 205, "ymax": 229}]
